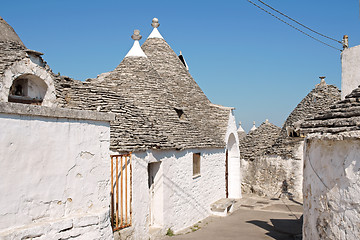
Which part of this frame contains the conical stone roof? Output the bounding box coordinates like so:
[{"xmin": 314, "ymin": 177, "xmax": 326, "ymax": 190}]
[
  {"xmin": 0, "ymin": 16, "xmax": 24, "ymax": 46},
  {"xmin": 301, "ymin": 86, "xmax": 360, "ymax": 136},
  {"xmin": 141, "ymin": 26, "xmax": 230, "ymax": 148},
  {"xmin": 266, "ymin": 79, "xmax": 341, "ymax": 158},
  {"xmin": 0, "ymin": 16, "xmax": 27, "ymax": 76},
  {"xmin": 240, "ymin": 120, "xmax": 281, "ymax": 161},
  {"xmin": 56, "ymin": 21, "xmax": 233, "ymax": 151}
]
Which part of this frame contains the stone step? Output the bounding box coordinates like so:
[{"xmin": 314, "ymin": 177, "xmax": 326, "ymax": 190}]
[{"xmin": 210, "ymin": 198, "xmax": 236, "ymax": 217}]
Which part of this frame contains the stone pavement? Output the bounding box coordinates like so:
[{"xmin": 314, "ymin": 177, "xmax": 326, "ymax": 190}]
[{"xmin": 161, "ymin": 194, "xmax": 303, "ymax": 240}]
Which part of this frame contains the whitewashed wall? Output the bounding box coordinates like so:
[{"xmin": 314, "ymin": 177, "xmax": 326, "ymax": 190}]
[
  {"xmin": 225, "ymin": 110, "xmax": 241, "ymax": 199},
  {"xmin": 0, "ymin": 103, "xmax": 114, "ymax": 239},
  {"xmin": 341, "ymin": 44, "xmax": 360, "ymax": 99},
  {"xmin": 129, "ymin": 148, "xmax": 226, "ymax": 239},
  {"xmin": 303, "ymin": 136, "xmax": 360, "ymax": 240}
]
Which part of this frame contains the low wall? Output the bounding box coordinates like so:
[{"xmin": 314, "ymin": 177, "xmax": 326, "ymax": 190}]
[
  {"xmin": 303, "ymin": 135, "xmax": 360, "ymax": 240},
  {"xmin": 0, "ymin": 102, "xmax": 115, "ymax": 239}
]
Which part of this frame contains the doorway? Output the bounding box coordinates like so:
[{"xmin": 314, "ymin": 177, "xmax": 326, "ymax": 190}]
[
  {"xmin": 226, "ymin": 133, "xmax": 241, "ymax": 199},
  {"xmin": 148, "ymin": 162, "xmax": 163, "ymax": 228},
  {"xmin": 225, "ymin": 150, "xmax": 229, "ymax": 198}
]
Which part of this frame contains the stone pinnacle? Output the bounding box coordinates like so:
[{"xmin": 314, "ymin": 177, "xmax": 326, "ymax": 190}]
[
  {"xmin": 151, "ymin": 18, "xmax": 160, "ymax": 28},
  {"xmin": 131, "ymin": 30, "xmax": 142, "ymax": 41}
]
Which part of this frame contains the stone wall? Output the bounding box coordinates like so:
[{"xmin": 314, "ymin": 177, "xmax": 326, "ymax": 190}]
[
  {"xmin": 240, "ymin": 121, "xmax": 282, "ymax": 195},
  {"xmin": 242, "ymin": 142, "xmax": 303, "ymax": 199},
  {"xmin": 0, "ymin": 102, "xmax": 114, "ymax": 239},
  {"xmin": 303, "ymin": 135, "xmax": 360, "ymax": 240},
  {"xmin": 240, "ymin": 81, "xmax": 341, "ymax": 199}
]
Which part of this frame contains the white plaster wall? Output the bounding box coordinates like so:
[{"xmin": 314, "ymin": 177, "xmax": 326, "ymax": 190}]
[
  {"xmin": 0, "ymin": 113, "xmax": 113, "ymax": 239},
  {"xmin": 129, "ymin": 148, "xmax": 226, "ymax": 239},
  {"xmin": 341, "ymin": 45, "xmax": 360, "ymax": 99},
  {"xmin": 28, "ymin": 54, "xmax": 46, "ymax": 68},
  {"xmin": 0, "ymin": 58, "xmax": 57, "ymax": 106},
  {"xmin": 225, "ymin": 110, "xmax": 241, "ymax": 199},
  {"xmin": 26, "ymin": 75, "xmax": 48, "ymax": 100},
  {"xmin": 303, "ymin": 138, "xmax": 360, "ymax": 240}
]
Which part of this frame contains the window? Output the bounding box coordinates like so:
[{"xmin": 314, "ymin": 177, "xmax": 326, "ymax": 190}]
[
  {"xmin": 193, "ymin": 153, "xmax": 201, "ymax": 177},
  {"xmin": 174, "ymin": 108, "xmax": 184, "ymax": 120}
]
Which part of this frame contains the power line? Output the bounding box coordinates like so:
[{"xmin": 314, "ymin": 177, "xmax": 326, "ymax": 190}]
[
  {"xmin": 257, "ymin": 0, "xmax": 342, "ymax": 44},
  {"xmin": 247, "ymin": 0, "xmax": 342, "ymax": 51}
]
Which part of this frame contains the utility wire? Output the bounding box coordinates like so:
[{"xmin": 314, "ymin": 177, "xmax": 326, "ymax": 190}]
[
  {"xmin": 257, "ymin": 0, "xmax": 342, "ymax": 44},
  {"xmin": 247, "ymin": 0, "xmax": 342, "ymax": 51}
]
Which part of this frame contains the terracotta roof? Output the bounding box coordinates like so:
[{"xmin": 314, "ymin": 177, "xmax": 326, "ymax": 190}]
[{"xmin": 301, "ymin": 86, "xmax": 360, "ymax": 135}]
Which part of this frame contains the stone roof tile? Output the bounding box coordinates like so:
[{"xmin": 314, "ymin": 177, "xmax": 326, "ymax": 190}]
[
  {"xmin": 141, "ymin": 37, "xmax": 230, "ymax": 148},
  {"xmin": 301, "ymin": 85, "xmax": 360, "ymax": 135},
  {"xmin": 239, "ymin": 121, "xmax": 281, "ymax": 161},
  {"xmin": 266, "ymin": 80, "xmax": 340, "ymax": 158}
]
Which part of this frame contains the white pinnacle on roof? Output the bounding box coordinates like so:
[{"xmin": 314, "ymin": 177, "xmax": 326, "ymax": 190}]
[
  {"xmin": 148, "ymin": 18, "xmax": 164, "ymax": 39},
  {"xmin": 250, "ymin": 121, "xmax": 257, "ymax": 131},
  {"xmin": 237, "ymin": 121, "xmax": 245, "ymax": 133},
  {"xmin": 125, "ymin": 30, "xmax": 147, "ymax": 58}
]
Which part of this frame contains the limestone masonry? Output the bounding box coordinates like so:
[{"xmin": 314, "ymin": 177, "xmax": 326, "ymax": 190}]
[
  {"xmin": 1, "ymin": 13, "xmax": 360, "ymax": 240},
  {"xmin": 0, "ymin": 16, "xmax": 241, "ymax": 239}
]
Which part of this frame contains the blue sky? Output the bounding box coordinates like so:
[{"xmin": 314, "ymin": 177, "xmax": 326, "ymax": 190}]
[{"xmin": 2, "ymin": 0, "xmax": 360, "ymax": 131}]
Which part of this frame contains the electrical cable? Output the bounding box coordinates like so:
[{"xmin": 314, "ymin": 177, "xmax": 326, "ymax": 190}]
[
  {"xmin": 257, "ymin": 0, "xmax": 342, "ymax": 44},
  {"xmin": 247, "ymin": 0, "xmax": 342, "ymax": 51}
]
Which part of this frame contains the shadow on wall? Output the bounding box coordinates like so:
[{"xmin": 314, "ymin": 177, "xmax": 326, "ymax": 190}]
[
  {"xmin": 246, "ymin": 216, "xmax": 303, "ymax": 240},
  {"xmin": 135, "ymin": 150, "xmax": 215, "ymax": 222}
]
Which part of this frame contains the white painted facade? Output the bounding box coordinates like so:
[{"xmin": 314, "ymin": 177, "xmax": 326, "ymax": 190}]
[
  {"xmin": 303, "ymin": 134, "xmax": 360, "ymax": 240},
  {"xmin": 225, "ymin": 110, "xmax": 242, "ymax": 199},
  {"xmin": 115, "ymin": 110, "xmax": 241, "ymax": 239},
  {"xmin": 341, "ymin": 44, "xmax": 360, "ymax": 99},
  {"xmin": 0, "ymin": 104, "xmax": 114, "ymax": 239},
  {"xmin": 129, "ymin": 148, "xmax": 226, "ymax": 239}
]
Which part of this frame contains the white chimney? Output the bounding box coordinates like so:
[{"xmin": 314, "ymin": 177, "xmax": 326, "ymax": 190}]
[{"xmin": 341, "ymin": 35, "xmax": 360, "ymax": 99}]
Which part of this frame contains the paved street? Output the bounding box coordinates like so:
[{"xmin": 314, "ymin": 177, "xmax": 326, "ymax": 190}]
[{"xmin": 161, "ymin": 194, "xmax": 303, "ymax": 240}]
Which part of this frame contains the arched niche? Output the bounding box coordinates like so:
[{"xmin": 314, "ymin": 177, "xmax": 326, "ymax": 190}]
[
  {"xmin": 1, "ymin": 59, "xmax": 57, "ymax": 107},
  {"xmin": 226, "ymin": 133, "xmax": 241, "ymax": 199},
  {"xmin": 8, "ymin": 74, "xmax": 48, "ymax": 105}
]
